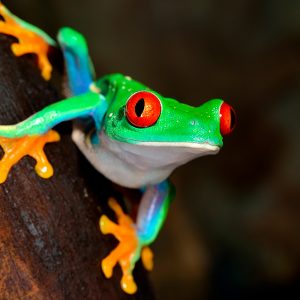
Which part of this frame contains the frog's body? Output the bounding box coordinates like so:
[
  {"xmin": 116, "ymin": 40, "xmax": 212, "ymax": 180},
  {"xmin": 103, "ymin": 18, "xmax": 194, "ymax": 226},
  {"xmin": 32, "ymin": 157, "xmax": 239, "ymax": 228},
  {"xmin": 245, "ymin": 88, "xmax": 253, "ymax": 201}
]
[
  {"xmin": 0, "ymin": 5, "xmax": 235, "ymax": 295},
  {"xmin": 74, "ymin": 127, "xmax": 220, "ymax": 188}
]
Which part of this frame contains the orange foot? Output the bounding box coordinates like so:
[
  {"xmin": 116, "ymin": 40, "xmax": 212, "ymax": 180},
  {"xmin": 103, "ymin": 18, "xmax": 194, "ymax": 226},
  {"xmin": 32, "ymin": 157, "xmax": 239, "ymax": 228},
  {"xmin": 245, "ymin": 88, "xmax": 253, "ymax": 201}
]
[
  {"xmin": 0, "ymin": 4, "xmax": 53, "ymax": 80},
  {"xmin": 100, "ymin": 198, "xmax": 154, "ymax": 294},
  {"xmin": 0, "ymin": 130, "xmax": 60, "ymax": 183}
]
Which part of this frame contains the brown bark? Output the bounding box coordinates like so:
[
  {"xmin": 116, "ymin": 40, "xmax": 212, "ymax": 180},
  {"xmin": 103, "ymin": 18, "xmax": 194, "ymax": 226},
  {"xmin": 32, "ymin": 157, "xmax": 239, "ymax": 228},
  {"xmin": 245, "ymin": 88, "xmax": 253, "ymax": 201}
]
[{"xmin": 0, "ymin": 34, "xmax": 154, "ymax": 300}]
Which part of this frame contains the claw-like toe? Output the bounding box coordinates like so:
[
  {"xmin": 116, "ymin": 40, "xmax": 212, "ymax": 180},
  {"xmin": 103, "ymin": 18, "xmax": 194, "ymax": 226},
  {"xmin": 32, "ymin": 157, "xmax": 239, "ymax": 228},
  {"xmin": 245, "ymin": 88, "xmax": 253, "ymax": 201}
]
[
  {"xmin": 141, "ymin": 246, "xmax": 154, "ymax": 271},
  {"xmin": 121, "ymin": 273, "xmax": 137, "ymax": 295}
]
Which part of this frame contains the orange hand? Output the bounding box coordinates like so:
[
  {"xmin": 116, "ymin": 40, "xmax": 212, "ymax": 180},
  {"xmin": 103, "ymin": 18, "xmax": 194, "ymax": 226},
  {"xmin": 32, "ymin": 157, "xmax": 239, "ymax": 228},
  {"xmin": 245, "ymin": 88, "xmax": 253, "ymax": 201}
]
[
  {"xmin": 0, "ymin": 130, "xmax": 60, "ymax": 183},
  {"xmin": 0, "ymin": 4, "xmax": 52, "ymax": 80}
]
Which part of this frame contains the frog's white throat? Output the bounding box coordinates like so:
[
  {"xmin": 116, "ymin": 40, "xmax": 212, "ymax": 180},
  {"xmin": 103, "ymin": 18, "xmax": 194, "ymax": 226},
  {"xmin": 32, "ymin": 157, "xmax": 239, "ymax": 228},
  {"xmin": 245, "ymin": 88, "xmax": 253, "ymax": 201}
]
[{"xmin": 72, "ymin": 128, "xmax": 220, "ymax": 188}]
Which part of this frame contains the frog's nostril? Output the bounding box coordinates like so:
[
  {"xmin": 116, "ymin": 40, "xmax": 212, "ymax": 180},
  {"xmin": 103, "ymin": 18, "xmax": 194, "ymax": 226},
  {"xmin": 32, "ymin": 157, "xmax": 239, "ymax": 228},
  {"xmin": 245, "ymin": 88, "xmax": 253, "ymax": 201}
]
[{"xmin": 220, "ymin": 102, "xmax": 236, "ymax": 136}]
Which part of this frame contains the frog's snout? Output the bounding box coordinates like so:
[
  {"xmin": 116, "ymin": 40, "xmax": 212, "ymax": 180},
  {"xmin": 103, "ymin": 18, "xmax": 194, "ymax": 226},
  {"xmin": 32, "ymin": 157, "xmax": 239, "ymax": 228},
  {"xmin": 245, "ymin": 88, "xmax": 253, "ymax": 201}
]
[{"xmin": 220, "ymin": 102, "xmax": 236, "ymax": 136}]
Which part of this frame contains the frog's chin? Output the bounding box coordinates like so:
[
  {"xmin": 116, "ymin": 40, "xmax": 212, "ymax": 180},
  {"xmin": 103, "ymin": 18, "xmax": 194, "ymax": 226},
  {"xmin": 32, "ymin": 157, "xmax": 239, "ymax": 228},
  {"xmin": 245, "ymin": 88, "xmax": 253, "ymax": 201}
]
[{"xmin": 72, "ymin": 128, "xmax": 220, "ymax": 188}]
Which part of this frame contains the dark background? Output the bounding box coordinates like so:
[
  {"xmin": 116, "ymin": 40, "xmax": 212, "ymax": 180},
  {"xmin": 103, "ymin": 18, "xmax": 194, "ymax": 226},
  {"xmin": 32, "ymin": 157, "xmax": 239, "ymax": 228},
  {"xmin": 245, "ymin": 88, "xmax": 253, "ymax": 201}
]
[{"xmin": 7, "ymin": 1, "xmax": 300, "ymax": 299}]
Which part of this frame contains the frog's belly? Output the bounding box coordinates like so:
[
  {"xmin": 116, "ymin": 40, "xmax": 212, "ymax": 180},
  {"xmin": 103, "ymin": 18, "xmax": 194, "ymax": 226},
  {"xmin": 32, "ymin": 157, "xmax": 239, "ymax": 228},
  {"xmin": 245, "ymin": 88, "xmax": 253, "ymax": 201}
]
[{"xmin": 72, "ymin": 129, "xmax": 219, "ymax": 188}]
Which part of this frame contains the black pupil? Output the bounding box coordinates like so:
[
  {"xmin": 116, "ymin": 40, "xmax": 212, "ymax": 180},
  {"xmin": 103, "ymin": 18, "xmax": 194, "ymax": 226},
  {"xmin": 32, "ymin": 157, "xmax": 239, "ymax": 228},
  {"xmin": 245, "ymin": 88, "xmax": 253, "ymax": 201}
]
[{"xmin": 135, "ymin": 98, "xmax": 145, "ymax": 117}]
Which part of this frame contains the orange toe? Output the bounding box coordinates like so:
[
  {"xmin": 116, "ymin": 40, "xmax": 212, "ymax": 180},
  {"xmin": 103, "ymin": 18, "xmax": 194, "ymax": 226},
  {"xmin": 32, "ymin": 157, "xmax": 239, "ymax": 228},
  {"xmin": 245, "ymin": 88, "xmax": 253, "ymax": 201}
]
[
  {"xmin": 100, "ymin": 198, "xmax": 142, "ymax": 294},
  {"xmin": 0, "ymin": 4, "xmax": 53, "ymax": 80},
  {"xmin": 0, "ymin": 130, "xmax": 60, "ymax": 183}
]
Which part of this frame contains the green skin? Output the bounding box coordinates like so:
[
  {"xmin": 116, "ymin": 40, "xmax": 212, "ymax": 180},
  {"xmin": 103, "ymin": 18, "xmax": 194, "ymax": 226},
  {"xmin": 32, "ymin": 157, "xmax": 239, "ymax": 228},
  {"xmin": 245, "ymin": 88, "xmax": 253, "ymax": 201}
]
[
  {"xmin": 0, "ymin": 74, "xmax": 223, "ymax": 147},
  {"xmin": 0, "ymin": 18, "xmax": 228, "ymax": 290},
  {"xmin": 97, "ymin": 74, "xmax": 223, "ymax": 146}
]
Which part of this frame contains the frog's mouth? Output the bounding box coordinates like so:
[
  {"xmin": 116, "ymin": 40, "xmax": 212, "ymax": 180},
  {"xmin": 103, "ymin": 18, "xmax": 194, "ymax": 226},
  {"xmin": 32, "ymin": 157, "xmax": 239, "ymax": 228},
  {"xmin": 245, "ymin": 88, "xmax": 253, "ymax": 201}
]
[{"xmin": 138, "ymin": 140, "xmax": 220, "ymax": 151}]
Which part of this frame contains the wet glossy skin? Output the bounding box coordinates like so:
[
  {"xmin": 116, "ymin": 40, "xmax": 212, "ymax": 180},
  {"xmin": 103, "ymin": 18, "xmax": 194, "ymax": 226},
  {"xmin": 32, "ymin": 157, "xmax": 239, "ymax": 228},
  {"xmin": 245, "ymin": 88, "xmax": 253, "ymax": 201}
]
[{"xmin": 0, "ymin": 5, "xmax": 235, "ymax": 295}]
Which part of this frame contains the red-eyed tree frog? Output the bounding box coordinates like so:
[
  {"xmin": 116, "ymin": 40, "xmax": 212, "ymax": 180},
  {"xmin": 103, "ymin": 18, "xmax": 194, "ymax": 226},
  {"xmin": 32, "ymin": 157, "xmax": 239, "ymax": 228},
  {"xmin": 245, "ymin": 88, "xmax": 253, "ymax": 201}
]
[{"xmin": 0, "ymin": 4, "xmax": 236, "ymax": 294}]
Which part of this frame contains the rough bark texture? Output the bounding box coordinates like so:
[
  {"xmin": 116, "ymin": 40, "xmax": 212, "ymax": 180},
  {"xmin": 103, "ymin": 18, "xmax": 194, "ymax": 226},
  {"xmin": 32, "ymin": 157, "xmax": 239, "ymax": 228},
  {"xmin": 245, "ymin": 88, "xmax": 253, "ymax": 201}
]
[{"xmin": 0, "ymin": 34, "xmax": 154, "ymax": 300}]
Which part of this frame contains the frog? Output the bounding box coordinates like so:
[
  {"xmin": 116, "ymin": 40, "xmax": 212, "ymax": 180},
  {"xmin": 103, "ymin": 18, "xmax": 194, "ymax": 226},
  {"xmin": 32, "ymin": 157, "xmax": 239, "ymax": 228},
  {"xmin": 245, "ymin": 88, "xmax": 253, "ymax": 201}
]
[{"xmin": 0, "ymin": 4, "xmax": 236, "ymax": 294}]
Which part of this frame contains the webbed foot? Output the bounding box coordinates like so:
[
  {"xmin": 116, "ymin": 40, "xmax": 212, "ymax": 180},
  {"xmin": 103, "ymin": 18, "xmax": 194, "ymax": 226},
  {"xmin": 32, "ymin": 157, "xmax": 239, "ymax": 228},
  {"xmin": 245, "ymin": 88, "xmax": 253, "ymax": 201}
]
[
  {"xmin": 0, "ymin": 130, "xmax": 60, "ymax": 183},
  {"xmin": 100, "ymin": 198, "xmax": 154, "ymax": 294},
  {"xmin": 0, "ymin": 3, "xmax": 54, "ymax": 80}
]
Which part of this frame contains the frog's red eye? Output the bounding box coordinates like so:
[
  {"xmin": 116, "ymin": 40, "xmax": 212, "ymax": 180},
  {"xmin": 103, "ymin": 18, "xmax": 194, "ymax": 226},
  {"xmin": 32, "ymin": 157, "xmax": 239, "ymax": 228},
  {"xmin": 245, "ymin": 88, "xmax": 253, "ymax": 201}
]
[
  {"xmin": 220, "ymin": 102, "xmax": 236, "ymax": 135},
  {"xmin": 125, "ymin": 91, "xmax": 162, "ymax": 128}
]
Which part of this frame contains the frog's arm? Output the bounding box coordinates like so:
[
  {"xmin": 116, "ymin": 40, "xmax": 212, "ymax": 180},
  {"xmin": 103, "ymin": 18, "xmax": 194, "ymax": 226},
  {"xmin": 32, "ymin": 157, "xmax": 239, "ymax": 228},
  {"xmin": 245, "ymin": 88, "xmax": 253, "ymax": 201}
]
[
  {"xmin": 0, "ymin": 92, "xmax": 105, "ymax": 137},
  {"xmin": 0, "ymin": 92, "xmax": 107, "ymax": 183},
  {"xmin": 58, "ymin": 27, "xmax": 95, "ymax": 96},
  {"xmin": 100, "ymin": 180, "xmax": 174, "ymax": 294}
]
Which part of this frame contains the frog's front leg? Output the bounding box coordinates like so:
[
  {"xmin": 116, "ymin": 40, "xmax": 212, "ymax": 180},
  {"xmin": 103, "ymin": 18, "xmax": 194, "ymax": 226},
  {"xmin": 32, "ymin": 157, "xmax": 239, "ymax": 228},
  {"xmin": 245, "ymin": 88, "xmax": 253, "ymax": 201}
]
[
  {"xmin": 0, "ymin": 91, "xmax": 107, "ymax": 183},
  {"xmin": 100, "ymin": 180, "xmax": 174, "ymax": 294}
]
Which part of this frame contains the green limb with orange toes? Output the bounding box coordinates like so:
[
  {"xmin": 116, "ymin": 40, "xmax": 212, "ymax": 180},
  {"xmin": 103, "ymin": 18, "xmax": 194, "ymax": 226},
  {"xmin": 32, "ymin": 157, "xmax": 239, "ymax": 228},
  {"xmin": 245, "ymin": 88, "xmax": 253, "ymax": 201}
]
[
  {"xmin": 100, "ymin": 181, "xmax": 174, "ymax": 294},
  {"xmin": 0, "ymin": 3, "xmax": 236, "ymax": 295},
  {"xmin": 0, "ymin": 90, "xmax": 106, "ymax": 183}
]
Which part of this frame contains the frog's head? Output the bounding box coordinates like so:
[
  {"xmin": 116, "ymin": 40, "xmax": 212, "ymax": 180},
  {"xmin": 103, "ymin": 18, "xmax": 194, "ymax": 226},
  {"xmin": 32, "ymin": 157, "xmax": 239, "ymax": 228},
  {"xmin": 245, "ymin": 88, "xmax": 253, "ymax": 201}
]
[
  {"xmin": 97, "ymin": 74, "xmax": 235, "ymax": 150},
  {"xmin": 93, "ymin": 74, "xmax": 235, "ymax": 185}
]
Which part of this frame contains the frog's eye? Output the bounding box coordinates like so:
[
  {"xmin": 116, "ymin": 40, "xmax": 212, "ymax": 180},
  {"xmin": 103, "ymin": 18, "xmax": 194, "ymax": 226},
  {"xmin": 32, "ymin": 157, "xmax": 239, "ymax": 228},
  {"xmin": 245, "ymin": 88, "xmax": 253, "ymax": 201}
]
[
  {"xmin": 125, "ymin": 91, "xmax": 162, "ymax": 128},
  {"xmin": 220, "ymin": 102, "xmax": 236, "ymax": 135}
]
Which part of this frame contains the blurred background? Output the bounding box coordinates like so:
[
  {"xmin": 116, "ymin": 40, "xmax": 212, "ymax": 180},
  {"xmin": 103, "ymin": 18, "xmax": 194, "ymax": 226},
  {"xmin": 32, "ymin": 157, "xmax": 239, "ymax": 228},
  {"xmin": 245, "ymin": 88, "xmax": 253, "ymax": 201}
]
[{"xmin": 7, "ymin": 0, "xmax": 300, "ymax": 299}]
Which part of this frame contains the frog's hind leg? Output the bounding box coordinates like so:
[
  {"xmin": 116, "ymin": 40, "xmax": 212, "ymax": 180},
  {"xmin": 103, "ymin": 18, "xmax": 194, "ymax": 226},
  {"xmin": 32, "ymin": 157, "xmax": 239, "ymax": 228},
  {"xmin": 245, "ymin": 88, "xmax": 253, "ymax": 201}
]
[
  {"xmin": 0, "ymin": 130, "xmax": 60, "ymax": 183},
  {"xmin": 100, "ymin": 181, "xmax": 174, "ymax": 294}
]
